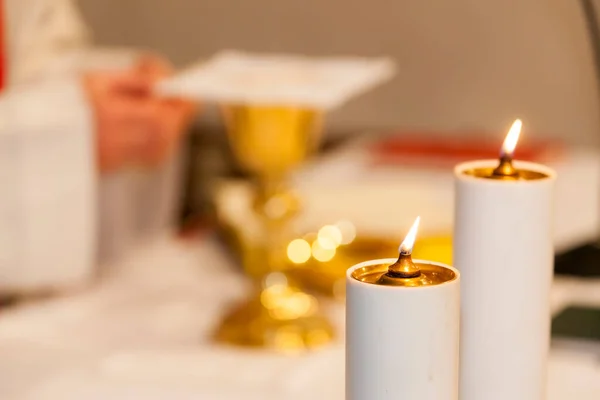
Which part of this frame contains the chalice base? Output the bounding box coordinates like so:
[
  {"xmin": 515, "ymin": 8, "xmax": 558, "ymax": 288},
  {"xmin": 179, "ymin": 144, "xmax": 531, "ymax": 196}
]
[{"xmin": 214, "ymin": 294, "xmax": 335, "ymax": 352}]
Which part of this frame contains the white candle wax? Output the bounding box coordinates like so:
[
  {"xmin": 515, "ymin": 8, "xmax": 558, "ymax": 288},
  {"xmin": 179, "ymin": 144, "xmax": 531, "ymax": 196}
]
[
  {"xmin": 454, "ymin": 160, "xmax": 556, "ymax": 400},
  {"xmin": 346, "ymin": 258, "xmax": 460, "ymax": 400}
]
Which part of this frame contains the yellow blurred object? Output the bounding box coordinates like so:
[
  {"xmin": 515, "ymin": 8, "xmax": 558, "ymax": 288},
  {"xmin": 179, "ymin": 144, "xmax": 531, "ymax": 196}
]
[
  {"xmin": 288, "ymin": 233, "xmax": 453, "ymax": 299},
  {"xmin": 412, "ymin": 235, "xmax": 453, "ymax": 266},
  {"xmin": 288, "ymin": 235, "xmax": 399, "ymax": 299},
  {"xmin": 215, "ymin": 272, "xmax": 332, "ymax": 350},
  {"xmin": 214, "ymin": 105, "xmax": 334, "ymax": 351}
]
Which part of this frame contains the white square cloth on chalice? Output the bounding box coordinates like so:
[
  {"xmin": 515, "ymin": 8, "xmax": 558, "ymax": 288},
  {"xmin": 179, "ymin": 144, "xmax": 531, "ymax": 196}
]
[{"xmin": 156, "ymin": 50, "xmax": 396, "ymax": 110}]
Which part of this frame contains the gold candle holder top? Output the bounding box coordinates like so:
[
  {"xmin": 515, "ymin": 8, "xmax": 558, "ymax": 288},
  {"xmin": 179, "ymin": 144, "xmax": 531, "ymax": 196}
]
[
  {"xmin": 351, "ymin": 262, "xmax": 457, "ymax": 287},
  {"xmin": 463, "ymin": 166, "xmax": 548, "ymax": 181},
  {"xmin": 350, "ymin": 217, "xmax": 457, "ymax": 287},
  {"xmin": 462, "ymin": 119, "xmax": 548, "ymax": 181}
]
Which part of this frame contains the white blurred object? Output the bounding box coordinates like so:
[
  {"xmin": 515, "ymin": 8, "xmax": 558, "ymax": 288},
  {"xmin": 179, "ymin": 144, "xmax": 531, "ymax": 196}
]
[
  {"xmin": 5, "ymin": 0, "xmax": 91, "ymax": 85},
  {"xmin": 0, "ymin": 0, "xmax": 183, "ymax": 291},
  {"xmin": 0, "ymin": 78, "xmax": 95, "ymax": 292},
  {"xmin": 157, "ymin": 50, "xmax": 396, "ymax": 109}
]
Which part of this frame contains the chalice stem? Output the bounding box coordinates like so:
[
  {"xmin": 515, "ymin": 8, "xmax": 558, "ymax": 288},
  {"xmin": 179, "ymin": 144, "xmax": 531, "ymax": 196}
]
[{"xmin": 254, "ymin": 178, "xmax": 294, "ymax": 273}]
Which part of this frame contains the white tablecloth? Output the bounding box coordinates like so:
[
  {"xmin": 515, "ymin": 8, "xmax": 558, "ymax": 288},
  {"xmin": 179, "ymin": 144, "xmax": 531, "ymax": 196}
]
[{"xmin": 0, "ymin": 235, "xmax": 599, "ymax": 399}]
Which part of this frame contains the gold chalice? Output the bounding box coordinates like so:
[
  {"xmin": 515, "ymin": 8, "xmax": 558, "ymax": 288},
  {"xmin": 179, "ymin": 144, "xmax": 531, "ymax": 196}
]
[{"xmin": 214, "ymin": 105, "xmax": 334, "ymax": 351}]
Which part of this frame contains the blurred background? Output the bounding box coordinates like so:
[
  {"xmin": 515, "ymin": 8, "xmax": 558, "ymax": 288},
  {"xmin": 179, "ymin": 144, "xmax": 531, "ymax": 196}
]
[
  {"xmin": 77, "ymin": 0, "xmax": 600, "ymax": 228},
  {"xmin": 79, "ymin": 0, "xmax": 600, "ymax": 141},
  {"xmin": 1, "ymin": 0, "xmax": 600, "ymax": 399}
]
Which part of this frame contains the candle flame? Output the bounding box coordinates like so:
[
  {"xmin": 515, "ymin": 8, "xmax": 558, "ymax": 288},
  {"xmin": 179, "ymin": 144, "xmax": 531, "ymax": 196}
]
[
  {"xmin": 500, "ymin": 119, "xmax": 522, "ymax": 159},
  {"xmin": 399, "ymin": 216, "xmax": 420, "ymax": 255}
]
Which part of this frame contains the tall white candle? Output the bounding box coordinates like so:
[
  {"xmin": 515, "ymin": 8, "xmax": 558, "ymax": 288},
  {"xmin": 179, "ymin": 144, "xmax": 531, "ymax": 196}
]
[
  {"xmin": 346, "ymin": 218, "xmax": 460, "ymax": 400},
  {"xmin": 454, "ymin": 120, "xmax": 556, "ymax": 400}
]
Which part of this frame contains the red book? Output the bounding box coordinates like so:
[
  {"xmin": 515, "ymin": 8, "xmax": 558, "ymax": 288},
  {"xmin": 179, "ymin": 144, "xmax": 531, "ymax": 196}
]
[
  {"xmin": 0, "ymin": 1, "xmax": 5, "ymax": 91},
  {"xmin": 370, "ymin": 131, "xmax": 564, "ymax": 169}
]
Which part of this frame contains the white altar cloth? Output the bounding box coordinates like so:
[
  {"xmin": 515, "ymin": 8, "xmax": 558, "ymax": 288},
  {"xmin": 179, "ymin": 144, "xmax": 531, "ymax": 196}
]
[{"xmin": 0, "ymin": 235, "xmax": 599, "ymax": 399}]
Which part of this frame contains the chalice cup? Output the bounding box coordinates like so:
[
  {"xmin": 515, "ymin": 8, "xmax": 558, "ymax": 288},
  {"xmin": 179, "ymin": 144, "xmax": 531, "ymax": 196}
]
[{"xmin": 214, "ymin": 104, "xmax": 335, "ymax": 351}]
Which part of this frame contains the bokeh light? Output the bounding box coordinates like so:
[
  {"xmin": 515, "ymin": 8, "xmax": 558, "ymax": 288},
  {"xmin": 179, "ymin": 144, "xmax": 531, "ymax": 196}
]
[
  {"xmin": 264, "ymin": 271, "xmax": 288, "ymax": 288},
  {"xmin": 317, "ymin": 225, "xmax": 343, "ymax": 249},
  {"xmin": 311, "ymin": 240, "xmax": 336, "ymax": 262},
  {"xmin": 287, "ymin": 239, "xmax": 311, "ymax": 264},
  {"xmin": 264, "ymin": 196, "xmax": 287, "ymax": 219},
  {"xmin": 335, "ymin": 220, "xmax": 357, "ymax": 245},
  {"xmin": 303, "ymin": 232, "xmax": 317, "ymax": 242}
]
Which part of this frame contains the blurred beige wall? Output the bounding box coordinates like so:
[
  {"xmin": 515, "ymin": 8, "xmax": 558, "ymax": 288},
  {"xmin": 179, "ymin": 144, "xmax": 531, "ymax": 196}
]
[{"xmin": 80, "ymin": 0, "xmax": 600, "ymax": 144}]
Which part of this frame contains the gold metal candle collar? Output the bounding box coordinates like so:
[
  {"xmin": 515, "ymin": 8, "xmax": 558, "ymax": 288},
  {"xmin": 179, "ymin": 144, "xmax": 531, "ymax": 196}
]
[{"xmin": 350, "ymin": 217, "xmax": 457, "ymax": 287}]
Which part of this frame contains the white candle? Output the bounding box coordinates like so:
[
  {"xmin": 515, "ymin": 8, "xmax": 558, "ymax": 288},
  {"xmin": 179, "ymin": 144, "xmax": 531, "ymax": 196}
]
[
  {"xmin": 454, "ymin": 120, "xmax": 556, "ymax": 400},
  {"xmin": 346, "ymin": 218, "xmax": 460, "ymax": 400}
]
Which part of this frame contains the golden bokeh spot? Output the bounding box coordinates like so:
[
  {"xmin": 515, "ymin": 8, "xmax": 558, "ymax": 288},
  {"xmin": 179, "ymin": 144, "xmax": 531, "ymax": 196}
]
[
  {"xmin": 317, "ymin": 225, "xmax": 343, "ymax": 250},
  {"xmin": 335, "ymin": 220, "xmax": 357, "ymax": 245},
  {"xmin": 287, "ymin": 239, "xmax": 311, "ymax": 264},
  {"xmin": 311, "ymin": 240, "xmax": 336, "ymax": 262}
]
